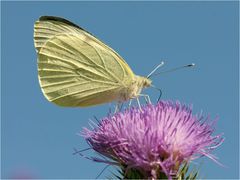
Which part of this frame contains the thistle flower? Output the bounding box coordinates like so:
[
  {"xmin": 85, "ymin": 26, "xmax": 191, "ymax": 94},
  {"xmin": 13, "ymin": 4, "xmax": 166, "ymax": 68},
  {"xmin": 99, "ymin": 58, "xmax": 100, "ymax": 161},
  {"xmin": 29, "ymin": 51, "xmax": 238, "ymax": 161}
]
[{"xmin": 82, "ymin": 101, "xmax": 224, "ymax": 179}]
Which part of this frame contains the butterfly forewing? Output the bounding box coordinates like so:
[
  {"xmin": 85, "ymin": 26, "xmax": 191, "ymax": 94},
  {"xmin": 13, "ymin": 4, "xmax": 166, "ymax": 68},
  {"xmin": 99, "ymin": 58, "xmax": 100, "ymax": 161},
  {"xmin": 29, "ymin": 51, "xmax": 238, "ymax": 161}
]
[{"xmin": 34, "ymin": 16, "xmax": 134, "ymax": 75}]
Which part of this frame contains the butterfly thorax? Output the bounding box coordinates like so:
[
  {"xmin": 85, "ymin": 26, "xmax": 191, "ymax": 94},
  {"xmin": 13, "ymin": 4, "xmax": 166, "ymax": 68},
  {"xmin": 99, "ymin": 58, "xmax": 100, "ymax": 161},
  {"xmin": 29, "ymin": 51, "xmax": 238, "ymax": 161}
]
[{"xmin": 119, "ymin": 75, "xmax": 152, "ymax": 102}]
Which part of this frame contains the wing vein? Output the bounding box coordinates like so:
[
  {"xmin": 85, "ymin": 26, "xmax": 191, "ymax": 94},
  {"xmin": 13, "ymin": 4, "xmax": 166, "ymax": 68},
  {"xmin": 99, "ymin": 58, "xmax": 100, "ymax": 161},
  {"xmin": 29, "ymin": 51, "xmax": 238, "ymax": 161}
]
[
  {"xmin": 38, "ymin": 69, "xmax": 74, "ymax": 74},
  {"xmin": 41, "ymin": 80, "xmax": 79, "ymax": 88},
  {"xmin": 38, "ymin": 62, "xmax": 76, "ymax": 71},
  {"xmin": 73, "ymin": 35, "xmax": 122, "ymax": 83},
  {"xmin": 50, "ymin": 86, "xmax": 118, "ymax": 101}
]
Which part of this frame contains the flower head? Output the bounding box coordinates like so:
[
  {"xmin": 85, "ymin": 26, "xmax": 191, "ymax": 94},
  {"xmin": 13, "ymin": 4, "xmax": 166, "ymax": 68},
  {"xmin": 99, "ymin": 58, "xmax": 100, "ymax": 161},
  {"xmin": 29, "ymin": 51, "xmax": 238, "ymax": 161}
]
[{"xmin": 83, "ymin": 101, "xmax": 223, "ymax": 179}]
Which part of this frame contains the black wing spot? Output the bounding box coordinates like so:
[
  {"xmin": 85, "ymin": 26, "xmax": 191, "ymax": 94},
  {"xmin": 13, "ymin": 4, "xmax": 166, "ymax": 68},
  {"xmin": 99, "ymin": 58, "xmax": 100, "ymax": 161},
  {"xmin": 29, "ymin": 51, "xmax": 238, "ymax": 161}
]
[{"xmin": 39, "ymin": 16, "xmax": 93, "ymax": 36}]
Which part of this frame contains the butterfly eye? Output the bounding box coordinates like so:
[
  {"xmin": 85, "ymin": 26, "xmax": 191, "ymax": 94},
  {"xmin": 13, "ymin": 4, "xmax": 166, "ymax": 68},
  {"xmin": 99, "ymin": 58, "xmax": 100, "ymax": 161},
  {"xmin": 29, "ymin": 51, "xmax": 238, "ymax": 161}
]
[{"xmin": 142, "ymin": 79, "xmax": 150, "ymax": 87}]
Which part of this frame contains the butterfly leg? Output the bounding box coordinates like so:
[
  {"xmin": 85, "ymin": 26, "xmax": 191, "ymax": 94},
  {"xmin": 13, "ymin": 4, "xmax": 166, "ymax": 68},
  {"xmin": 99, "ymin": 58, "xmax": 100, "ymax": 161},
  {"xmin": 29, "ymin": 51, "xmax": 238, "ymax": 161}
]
[
  {"xmin": 119, "ymin": 102, "xmax": 124, "ymax": 111},
  {"xmin": 114, "ymin": 102, "xmax": 120, "ymax": 113},
  {"xmin": 139, "ymin": 94, "xmax": 152, "ymax": 104},
  {"xmin": 128, "ymin": 99, "xmax": 133, "ymax": 108},
  {"xmin": 136, "ymin": 97, "xmax": 142, "ymax": 111},
  {"xmin": 114, "ymin": 102, "xmax": 123, "ymax": 113}
]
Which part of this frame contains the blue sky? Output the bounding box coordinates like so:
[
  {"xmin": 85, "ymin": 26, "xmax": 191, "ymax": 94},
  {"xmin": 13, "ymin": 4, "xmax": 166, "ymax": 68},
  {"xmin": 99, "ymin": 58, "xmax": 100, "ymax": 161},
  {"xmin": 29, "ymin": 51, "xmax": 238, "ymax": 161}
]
[{"xmin": 1, "ymin": 1, "xmax": 239, "ymax": 179}]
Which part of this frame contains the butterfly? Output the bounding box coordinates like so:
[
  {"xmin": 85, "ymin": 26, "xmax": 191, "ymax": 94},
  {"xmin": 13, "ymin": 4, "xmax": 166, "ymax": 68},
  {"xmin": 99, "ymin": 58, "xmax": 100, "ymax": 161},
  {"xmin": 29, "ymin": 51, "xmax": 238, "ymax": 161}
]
[{"xmin": 34, "ymin": 16, "xmax": 194, "ymax": 108}]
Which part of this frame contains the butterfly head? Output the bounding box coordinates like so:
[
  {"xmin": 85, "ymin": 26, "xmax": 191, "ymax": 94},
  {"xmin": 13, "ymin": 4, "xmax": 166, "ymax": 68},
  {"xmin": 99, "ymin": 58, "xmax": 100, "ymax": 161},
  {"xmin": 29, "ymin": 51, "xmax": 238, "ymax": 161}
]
[
  {"xmin": 142, "ymin": 77, "xmax": 152, "ymax": 88},
  {"xmin": 134, "ymin": 76, "xmax": 152, "ymax": 89}
]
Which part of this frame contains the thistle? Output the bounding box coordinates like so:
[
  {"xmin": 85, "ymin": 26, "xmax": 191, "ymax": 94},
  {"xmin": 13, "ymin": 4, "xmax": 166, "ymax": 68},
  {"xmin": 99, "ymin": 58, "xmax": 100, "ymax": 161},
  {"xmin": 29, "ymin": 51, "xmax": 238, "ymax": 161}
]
[{"xmin": 82, "ymin": 101, "xmax": 224, "ymax": 179}]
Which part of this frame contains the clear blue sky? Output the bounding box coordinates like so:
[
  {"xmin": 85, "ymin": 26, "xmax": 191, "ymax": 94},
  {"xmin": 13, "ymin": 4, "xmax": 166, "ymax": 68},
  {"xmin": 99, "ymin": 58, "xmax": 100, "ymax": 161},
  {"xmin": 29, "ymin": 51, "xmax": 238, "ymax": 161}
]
[{"xmin": 1, "ymin": 1, "xmax": 239, "ymax": 179}]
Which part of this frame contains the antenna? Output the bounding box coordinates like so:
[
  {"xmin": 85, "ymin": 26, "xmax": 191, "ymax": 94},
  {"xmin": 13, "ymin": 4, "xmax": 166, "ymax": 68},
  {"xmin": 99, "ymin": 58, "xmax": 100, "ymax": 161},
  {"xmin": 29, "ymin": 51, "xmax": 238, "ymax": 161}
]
[
  {"xmin": 149, "ymin": 63, "xmax": 195, "ymax": 78},
  {"xmin": 147, "ymin": 61, "xmax": 165, "ymax": 78},
  {"xmin": 150, "ymin": 85, "xmax": 163, "ymax": 102}
]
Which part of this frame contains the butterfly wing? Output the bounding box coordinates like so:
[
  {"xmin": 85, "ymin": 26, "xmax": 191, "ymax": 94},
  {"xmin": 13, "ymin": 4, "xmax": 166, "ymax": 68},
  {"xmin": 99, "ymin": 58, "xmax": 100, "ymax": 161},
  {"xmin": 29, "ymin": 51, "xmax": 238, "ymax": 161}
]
[
  {"xmin": 34, "ymin": 16, "xmax": 90, "ymax": 52},
  {"xmin": 34, "ymin": 16, "xmax": 135, "ymax": 107},
  {"xmin": 34, "ymin": 16, "xmax": 133, "ymax": 74}
]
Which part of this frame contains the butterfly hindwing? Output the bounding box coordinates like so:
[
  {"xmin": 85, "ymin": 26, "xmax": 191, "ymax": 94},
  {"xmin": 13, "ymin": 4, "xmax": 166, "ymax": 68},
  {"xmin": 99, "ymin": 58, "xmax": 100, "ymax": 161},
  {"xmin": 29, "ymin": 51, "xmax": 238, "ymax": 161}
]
[{"xmin": 37, "ymin": 33, "xmax": 129, "ymax": 106}]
